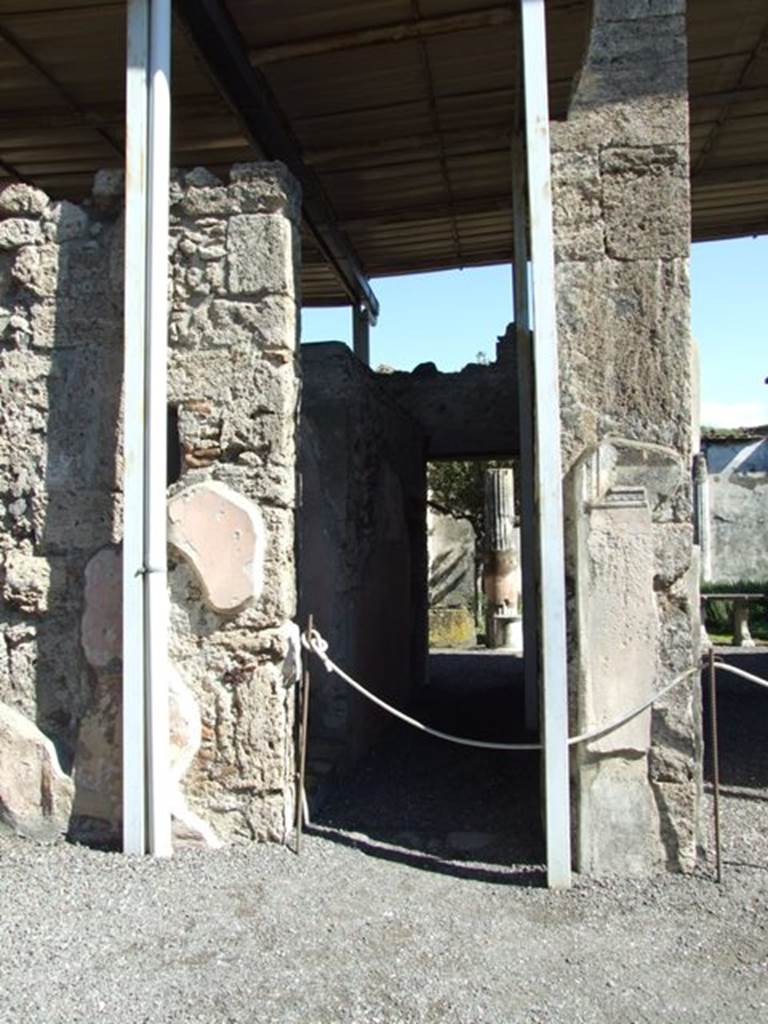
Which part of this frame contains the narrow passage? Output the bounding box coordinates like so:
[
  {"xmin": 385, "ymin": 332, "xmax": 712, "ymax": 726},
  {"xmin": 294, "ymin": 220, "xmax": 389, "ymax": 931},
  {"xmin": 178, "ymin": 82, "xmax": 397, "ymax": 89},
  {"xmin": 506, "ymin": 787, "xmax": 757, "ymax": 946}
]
[{"xmin": 310, "ymin": 650, "xmax": 544, "ymax": 877}]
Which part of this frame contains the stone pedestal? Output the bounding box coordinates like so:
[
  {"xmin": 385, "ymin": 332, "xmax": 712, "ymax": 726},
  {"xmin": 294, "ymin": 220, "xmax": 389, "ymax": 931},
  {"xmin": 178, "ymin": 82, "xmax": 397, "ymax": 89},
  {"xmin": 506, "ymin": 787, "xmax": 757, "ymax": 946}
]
[{"xmin": 732, "ymin": 599, "xmax": 756, "ymax": 648}]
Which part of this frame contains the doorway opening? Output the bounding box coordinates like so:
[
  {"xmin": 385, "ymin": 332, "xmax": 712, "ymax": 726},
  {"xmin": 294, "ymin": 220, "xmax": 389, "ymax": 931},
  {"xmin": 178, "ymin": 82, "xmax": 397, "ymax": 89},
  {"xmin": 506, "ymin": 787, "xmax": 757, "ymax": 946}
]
[{"xmin": 298, "ymin": 343, "xmax": 544, "ymax": 876}]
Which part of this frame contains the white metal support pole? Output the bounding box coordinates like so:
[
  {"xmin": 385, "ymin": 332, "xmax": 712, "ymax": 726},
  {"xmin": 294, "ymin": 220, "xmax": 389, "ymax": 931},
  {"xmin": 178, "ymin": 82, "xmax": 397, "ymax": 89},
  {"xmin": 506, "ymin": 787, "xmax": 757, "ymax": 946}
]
[
  {"xmin": 144, "ymin": 0, "xmax": 172, "ymax": 857},
  {"xmin": 123, "ymin": 0, "xmax": 172, "ymax": 857},
  {"xmin": 123, "ymin": 0, "xmax": 149, "ymax": 856},
  {"xmin": 519, "ymin": 0, "xmax": 572, "ymax": 889}
]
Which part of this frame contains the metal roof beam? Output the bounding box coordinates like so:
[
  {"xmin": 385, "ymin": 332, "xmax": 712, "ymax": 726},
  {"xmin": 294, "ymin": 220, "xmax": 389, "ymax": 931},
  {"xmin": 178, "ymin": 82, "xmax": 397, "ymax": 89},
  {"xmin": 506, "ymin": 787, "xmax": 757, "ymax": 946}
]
[
  {"xmin": 339, "ymin": 193, "xmax": 512, "ymax": 230},
  {"xmin": 692, "ymin": 19, "xmax": 768, "ymax": 175},
  {"xmin": 249, "ymin": 6, "xmax": 514, "ymax": 65},
  {"xmin": 176, "ymin": 0, "xmax": 379, "ymax": 322},
  {"xmin": 0, "ymin": 20, "xmax": 122, "ymax": 158}
]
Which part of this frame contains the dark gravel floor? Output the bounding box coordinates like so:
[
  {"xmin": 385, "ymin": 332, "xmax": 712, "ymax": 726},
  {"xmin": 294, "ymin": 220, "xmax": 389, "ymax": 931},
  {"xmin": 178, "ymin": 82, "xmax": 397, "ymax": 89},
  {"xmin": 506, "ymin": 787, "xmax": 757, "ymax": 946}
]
[
  {"xmin": 1, "ymin": 650, "xmax": 767, "ymax": 1024},
  {"xmin": 311, "ymin": 651, "xmax": 543, "ymax": 877}
]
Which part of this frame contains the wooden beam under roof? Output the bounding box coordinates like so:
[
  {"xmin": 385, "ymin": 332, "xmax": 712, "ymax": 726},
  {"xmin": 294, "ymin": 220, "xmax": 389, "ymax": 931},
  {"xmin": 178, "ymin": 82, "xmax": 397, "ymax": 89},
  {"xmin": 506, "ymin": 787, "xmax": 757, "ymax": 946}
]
[
  {"xmin": 248, "ymin": 6, "xmax": 515, "ymax": 66},
  {"xmin": 175, "ymin": 0, "xmax": 379, "ymax": 321}
]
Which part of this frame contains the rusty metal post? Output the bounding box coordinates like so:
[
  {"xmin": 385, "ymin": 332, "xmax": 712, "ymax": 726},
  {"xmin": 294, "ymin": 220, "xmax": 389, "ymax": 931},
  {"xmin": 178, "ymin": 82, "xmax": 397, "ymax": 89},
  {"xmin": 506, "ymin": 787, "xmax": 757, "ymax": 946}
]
[
  {"xmin": 708, "ymin": 647, "xmax": 722, "ymax": 883},
  {"xmin": 295, "ymin": 613, "xmax": 313, "ymax": 854}
]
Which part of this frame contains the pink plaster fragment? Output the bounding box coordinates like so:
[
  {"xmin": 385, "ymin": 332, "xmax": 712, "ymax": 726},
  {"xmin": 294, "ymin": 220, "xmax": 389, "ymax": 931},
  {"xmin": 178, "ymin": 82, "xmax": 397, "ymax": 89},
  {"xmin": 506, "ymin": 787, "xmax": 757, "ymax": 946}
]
[
  {"xmin": 81, "ymin": 545, "xmax": 122, "ymax": 668},
  {"xmin": 167, "ymin": 481, "xmax": 264, "ymax": 613}
]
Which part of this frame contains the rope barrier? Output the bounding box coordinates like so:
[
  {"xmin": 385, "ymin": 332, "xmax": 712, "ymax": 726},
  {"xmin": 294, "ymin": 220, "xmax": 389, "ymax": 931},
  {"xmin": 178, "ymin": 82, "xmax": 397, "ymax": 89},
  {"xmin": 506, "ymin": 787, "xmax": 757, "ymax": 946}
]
[
  {"xmin": 567, "ymin": 667, "xmax": 700, "ymax": 746},
  {"xmin": 712, "ymin": 660, "xmax": 768, "ymax": 690},
  {"xmin": 301, "ymin": 629, "xmax": 540, "ymax": 751},
  {"xmin": 300, "ymin": 628, "xmax": 701, "ymax": 751}
]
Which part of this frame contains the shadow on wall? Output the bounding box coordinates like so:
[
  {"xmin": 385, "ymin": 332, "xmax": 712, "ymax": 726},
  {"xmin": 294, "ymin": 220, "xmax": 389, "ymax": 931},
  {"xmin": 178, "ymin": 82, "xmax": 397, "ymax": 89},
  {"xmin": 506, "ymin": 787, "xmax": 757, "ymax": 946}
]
[
  {"xmin": 41, "ymin": 202, "xmax": 124, "ymax": 837},
  {"xmin": 0, "ymin": 191, "xmax": 123, "ymax": 773}
]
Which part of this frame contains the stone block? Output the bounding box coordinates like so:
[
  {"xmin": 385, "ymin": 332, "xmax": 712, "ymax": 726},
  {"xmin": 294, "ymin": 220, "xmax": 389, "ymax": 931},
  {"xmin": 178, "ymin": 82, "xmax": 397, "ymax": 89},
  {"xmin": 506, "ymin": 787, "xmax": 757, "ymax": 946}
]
[
  {"xmin": 32, "ymin": 489, "xmax": 119, "ymax": 555},
  {"xmin": 42, "ymin": 200, "xmax": 91, "ymax": 242},
  {"xmin": 169, "ymin": 295, "xmax": 296, "ymax": 351},
  {"xmin": 552, "ymin": 94, "xmax": 690, "ymax": 151},
  {"xmin": 229, "ymin": 162, "xmax": 301, "ymax": 218},
  {"xmin": 227, "ymin": 214, "xmax": 294, "ymax": 296},
  {"xmin": 0, "ymin": 184, "xmax": 48, "ymax": 216},
  {"xmin": 11, "ymin": 243, "xmax": 59, "ymax": 297},
  {"xmin": 588, "ymin": 17, "xmax": 686, "ymax": 72},
  {"xmin": 0, "ymin": 218, "xmax": 41, "ymax": 250},
  {"xmin": 91, "ymin": 169, "xmax": 124, "ymax": 207},
  {"xmin": 168, "ymin": 481, "xmax": 265, "ymax": 614},
  {"xmin": 58, "ymin": 239, "xmax": 112, "ymax": 301},
  {"xmin": 576, "ymin": 756, "xmax": 664, "ymax": 875},
  {"xmin": 71, "ymin": 661, "xmax": 218, "ymax": 848},
  {"xmin": 601, "ymin": 145, "xmax": 689, "ymax": 260},
  {"xmin": 653, "ymin": 522, "xmax": 693, "ymax": 587},
  {"xmin": 2, "ymin": 549, "xmax": 50, "ymax": 614},
  {"xmin": 81, "ymin": 545, "xmax": 122, "ymax": 668},
  {"xmin": 69, "ymin": 673, "xmax": 122, "ymax": 838},
  {"xmin": 595, "ymin": 0, "xmax": 684, "ymax": 21},
  {"xmin": 551, "ymin": 149, "xmax": 604, "ymax": 262},
  {"xmin": 251, "ymin": 506, "xmax": 296, "ymax": 627},
  {"xmin": 169, "ymin": 346, "xmax": 299, "ymax": 425},
  {"xmin": 556, "ymin": 258, "xmax": 692, "ymax": 461},
  {"xmin": 574, "ymin": 494, "xmax": 657, "ymax": 755},
  {"xmin": 1, "ymin": 624, "xmax": 37, "ymax": 717},
  {"xmin": 428, "ymin": 607, "xmax": 475, "ymax": 649},
  {"xmin": 212, "ymin": 458, "xmax": 297, "ymax": 511},
  {"xmin": 0, "ymin": 701, "xmax": 73, "ymax": 841}
]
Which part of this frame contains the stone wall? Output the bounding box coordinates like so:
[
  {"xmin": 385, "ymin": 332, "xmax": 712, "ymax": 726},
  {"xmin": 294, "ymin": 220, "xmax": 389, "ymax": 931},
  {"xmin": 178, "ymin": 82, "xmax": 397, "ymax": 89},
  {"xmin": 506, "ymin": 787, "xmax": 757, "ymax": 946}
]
[
  {"xmin": 427, "ymin": 508, "xmax": 477, "ymax": 649},
  {"xmin": 700, "ymin": 434, "xmax": 768, "ymax": 584},
  {"xmin": 0, "ymin": 182, "xmax": 123, "ymax": 782},
  {"xmin": 378, "ymin": 359, "xmax": 519, "ymax": 459},
  {"xmin": 299, "ymin": 342, "xmax": 427, "ymax": 799},
  {"xmin": 0, "ymin": 164, "xmax": 301, "ymax": 847},
  {"xmin": 163, "ymin": 164, "xmax": 302, "ymax": 844},
  {"xmin": 553, "ymin": 0, "xmax": 702, "ymax": 874}
]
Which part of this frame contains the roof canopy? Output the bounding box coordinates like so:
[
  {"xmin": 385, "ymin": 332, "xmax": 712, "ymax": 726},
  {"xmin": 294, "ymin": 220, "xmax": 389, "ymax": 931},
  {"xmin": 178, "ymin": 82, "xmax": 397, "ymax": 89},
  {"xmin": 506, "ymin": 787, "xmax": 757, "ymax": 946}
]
[{"xmin": 0, "ymin": 1, "xmax": 766, "ymax": 305}]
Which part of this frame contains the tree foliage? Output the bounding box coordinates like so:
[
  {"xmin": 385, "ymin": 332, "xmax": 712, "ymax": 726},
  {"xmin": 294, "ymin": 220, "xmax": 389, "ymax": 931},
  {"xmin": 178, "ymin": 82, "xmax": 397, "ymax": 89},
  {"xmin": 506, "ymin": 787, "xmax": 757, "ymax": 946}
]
[{"xmin": 427, "ymin": 459, "xmax": 515, "ymax": 550}]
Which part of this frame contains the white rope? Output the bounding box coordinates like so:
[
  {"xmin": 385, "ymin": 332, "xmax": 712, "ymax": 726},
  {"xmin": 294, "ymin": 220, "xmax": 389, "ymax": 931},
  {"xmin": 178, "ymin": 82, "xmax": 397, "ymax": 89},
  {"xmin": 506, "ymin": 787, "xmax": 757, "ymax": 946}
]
[
  {"xmin": 567, "ymin": 667, "xmax": 700, "ymax": 746},
  {"xmin": 301, "ymin": 629, "xmax": 700, "ymax": 751},
  {"xmin": 713, "ymin": 661, "xmax": 768, "ymax": 690},
  {"xmin": 302, "ymin": 629, "xmax": 540, "ymax": 751}
]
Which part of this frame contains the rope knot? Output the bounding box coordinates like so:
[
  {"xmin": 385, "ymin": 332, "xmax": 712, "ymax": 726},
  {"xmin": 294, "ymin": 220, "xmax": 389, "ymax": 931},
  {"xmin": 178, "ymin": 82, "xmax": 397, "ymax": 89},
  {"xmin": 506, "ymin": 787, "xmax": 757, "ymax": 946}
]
[{"xmin": 301, "ymin": 627, "xmax": 333, "ymax": 672}]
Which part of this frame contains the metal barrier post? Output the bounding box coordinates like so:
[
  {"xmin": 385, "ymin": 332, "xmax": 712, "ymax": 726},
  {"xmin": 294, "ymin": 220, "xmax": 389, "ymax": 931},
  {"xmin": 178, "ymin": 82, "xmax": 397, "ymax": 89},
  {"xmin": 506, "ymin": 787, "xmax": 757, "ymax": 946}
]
[
  {"xmin": 296, "ymin": 613, "xmax": 313, "ymax": 853},
  {"xmin": 708, "ymin": 646, "xmax": 723, "ymax": 883}
]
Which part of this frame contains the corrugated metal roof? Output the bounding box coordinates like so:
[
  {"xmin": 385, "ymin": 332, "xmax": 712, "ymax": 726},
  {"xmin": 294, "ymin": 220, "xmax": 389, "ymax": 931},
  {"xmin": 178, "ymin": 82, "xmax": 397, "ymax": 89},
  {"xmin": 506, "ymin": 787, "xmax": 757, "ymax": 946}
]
[{"xmin": 0, "ymin": 1, "xmax": 765, "ymax": 305}]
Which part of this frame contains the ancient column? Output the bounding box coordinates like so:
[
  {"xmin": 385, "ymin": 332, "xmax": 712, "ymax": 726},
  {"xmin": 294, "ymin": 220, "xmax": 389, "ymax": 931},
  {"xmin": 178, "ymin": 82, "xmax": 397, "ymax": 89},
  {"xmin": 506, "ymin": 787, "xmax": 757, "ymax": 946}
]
[{"xmin": 483, "ymin": 468, "xmax": 522, "ymax": 650}]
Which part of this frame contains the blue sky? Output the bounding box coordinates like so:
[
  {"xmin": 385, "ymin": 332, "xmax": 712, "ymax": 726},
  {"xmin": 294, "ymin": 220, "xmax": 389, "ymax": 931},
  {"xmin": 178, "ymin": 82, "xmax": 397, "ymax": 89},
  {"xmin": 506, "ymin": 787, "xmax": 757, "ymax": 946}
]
[{"xmin": 303, "ymin": 235, "xmax": 767, "ymax": 429}]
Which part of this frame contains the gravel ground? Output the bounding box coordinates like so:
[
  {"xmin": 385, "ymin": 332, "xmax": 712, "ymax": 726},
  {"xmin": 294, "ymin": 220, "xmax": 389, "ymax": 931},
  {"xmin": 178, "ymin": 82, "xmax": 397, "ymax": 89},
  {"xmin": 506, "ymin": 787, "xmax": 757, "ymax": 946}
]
[{"xmin": 2, "ymin": 652, "xmax": 767, "ymax": 1024}]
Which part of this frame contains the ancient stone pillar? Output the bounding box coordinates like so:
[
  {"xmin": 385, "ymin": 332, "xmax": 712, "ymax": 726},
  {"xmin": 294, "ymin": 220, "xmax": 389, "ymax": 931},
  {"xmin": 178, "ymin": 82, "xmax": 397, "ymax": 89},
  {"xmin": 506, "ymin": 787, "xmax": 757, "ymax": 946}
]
[
  {"xmin": 554, "ymin": 0, "xmax": 701, "ymax": 874},
  {"xmin": 0, "ymin": 166, "xmax": 302, "ymax": 848},
  {"xmin": 0, "ymin": 181, "xmax": 124, "ymax": 841},
  {"xmin": 483, "ymin": 468, "xmax": 522, "ymax": 650}
]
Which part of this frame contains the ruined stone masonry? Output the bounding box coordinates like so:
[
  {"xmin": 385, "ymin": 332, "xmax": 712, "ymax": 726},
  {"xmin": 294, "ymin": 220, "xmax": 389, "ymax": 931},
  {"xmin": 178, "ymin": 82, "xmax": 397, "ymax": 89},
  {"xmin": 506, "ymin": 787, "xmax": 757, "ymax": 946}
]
[
  {"xmin": 0, "ymin": 165, "xmax": 301, "ymax": 846},
  {"xmin": 0, "ymin": 3, "xmax": 705, "ymax": 878},
  {"xmin": 554, "ymin": 0, "xmax": 702, "ymax": 874}
]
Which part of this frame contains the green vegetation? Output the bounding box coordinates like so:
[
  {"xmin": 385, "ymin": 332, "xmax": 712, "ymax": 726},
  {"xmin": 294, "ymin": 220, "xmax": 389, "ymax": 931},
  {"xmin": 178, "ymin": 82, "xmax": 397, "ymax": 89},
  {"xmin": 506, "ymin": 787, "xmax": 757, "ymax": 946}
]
[{"xmin": 427, "ymin": 459, "xmax": 516, "ymax": 549}]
